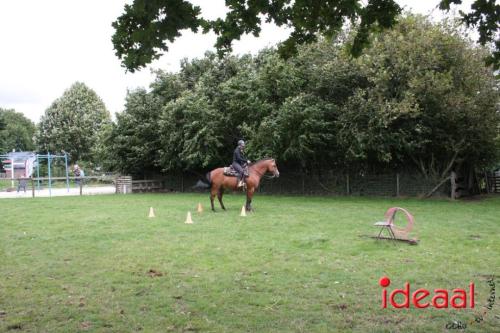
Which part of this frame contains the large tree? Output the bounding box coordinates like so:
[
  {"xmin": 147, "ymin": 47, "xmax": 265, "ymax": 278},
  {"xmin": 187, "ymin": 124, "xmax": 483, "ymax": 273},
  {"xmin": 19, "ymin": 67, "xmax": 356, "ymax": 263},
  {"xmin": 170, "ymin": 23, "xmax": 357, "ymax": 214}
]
[
  {"xmin": 107, "ymin": 88, "xmax": 164, "ymax": 176},
  {"xmin": 0, "ymin": 108, "xmax": 36, "ymax": 153},
  {"xmin": 107, "ymin": 14, "xmax": 498, "ymax": 185},
  {"xmin": 336, "ymin": 15, "xmax": 499, "ymax": 179},
  {"xmin": 112, "ymin": 0, "xmax": 499, "ymax": 72},
  {"xmin": 36, "ymin": 82, "xmax": 111, "ymax": 164},
  {"xmin": 158, "ymin": 54, "xmax": 260, "ymax": 171}
]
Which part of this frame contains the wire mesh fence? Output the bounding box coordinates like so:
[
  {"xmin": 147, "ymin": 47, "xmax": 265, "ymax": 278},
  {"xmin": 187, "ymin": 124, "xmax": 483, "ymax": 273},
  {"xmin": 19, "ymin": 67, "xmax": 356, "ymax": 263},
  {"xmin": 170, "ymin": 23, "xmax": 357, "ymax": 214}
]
[
  {"xmin": 138, "ymin": 171, "xmax": 452, "ymax": 197},
  {"xmin": 0, "ymin": 176, "xmax": 116, "ymax": 198},
  {"xmin": 255, "ymin": 171, "xmax": 447, "ymax": 197},
  {"xmin": 2, "ymin": 170, "xmax": 494, "ymax": 199}
]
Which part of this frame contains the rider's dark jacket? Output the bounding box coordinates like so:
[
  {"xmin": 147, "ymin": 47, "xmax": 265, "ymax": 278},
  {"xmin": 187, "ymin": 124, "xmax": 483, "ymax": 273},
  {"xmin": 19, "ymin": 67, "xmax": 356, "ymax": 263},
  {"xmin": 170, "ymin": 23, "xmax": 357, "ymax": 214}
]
[{"xmin": 233, "ymin": 147, "xmax": 247, "ymax": 165}]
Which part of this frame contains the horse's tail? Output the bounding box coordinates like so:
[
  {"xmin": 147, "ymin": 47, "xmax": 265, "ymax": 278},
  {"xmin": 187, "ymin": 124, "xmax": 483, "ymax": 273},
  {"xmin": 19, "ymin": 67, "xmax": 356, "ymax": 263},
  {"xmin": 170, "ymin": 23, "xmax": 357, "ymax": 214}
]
[
  {"xmin": 205, "ymin": 171, "xmax": 212, "ymax": 186},
  {"xmin": 192, "ymin": 171, "xmax": 211, "ymax": 189}
]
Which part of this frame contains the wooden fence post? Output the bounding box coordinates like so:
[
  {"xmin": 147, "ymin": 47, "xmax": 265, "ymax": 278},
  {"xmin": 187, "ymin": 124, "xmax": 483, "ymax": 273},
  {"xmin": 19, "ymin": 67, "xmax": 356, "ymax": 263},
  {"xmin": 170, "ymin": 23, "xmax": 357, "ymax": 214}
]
[
  {"xmin": 31, "ymin": 178, "xmax": 35, "ymax": 198},
  {"xmin": 302, "ymin": 173, "xmax": 305, "ymax": 195},
  {"xmin": 450, "ymin": 171, "xmax": 457, "ymax": 200},
  {"xmin": 396, "ymin": 173, "xmax": 400, "ymax": 197},
  {"xmin": 484, "ymin": 171, "xmax": 490, "ymax": 194},
  {"xmin": 79, "ymin": 180, "xmax": 83, "ymax": 196},
  {"xmin": 346, "ymin": 174, "xmax": 350, "ymax": 195}
]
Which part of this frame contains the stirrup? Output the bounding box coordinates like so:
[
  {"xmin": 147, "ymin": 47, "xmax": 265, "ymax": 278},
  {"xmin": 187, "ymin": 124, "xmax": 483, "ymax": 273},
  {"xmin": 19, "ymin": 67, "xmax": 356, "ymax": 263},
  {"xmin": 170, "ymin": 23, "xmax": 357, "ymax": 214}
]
[{"xmin": 237, "ymin": 180, "xmax": 244, "ymax": 187}]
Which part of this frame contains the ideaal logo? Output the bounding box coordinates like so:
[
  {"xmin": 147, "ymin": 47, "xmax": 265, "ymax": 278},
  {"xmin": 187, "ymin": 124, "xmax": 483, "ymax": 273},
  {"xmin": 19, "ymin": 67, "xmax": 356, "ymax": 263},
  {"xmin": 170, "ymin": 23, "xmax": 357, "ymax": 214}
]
[
  {"xmin": 378, "ymin": 276, "xmax": 496, "ymax": 330},
  {"xmin": 445, "ymin": 277, "xmax": 496, "ymax": 330},
  {"xmin": 379, "ymin": 276, "xmax": 475, "ymax": 309}
]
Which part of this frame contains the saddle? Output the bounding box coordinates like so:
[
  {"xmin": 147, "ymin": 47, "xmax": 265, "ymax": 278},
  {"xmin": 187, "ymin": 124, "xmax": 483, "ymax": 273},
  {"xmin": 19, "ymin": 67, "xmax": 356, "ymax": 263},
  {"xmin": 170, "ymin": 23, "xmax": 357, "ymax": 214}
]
[{"xmin": 223, "ymin": 165, "xmax": 249, "ymax": 177}]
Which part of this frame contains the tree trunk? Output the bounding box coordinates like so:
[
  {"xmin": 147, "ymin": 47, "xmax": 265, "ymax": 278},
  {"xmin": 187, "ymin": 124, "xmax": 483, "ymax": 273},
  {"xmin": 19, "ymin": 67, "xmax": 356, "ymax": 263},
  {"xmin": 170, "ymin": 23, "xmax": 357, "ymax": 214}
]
[
  {"xmin": 450, "ymin": 171, "xmax": 457, "ymax": 200},
  {"xmin": 425, "ymin": 175, "xmax": 451, "ymax": 198}
]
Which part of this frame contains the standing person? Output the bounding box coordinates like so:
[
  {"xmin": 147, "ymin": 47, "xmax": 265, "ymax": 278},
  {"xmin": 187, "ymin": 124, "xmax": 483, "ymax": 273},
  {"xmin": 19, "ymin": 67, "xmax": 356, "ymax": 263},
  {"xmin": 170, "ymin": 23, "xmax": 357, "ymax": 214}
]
[
  {"xmin": 74, "ymin": 164, "xmax": 83, "ymax": 186},
  {"xmin": 232, "ymin": 140, "xmax": 251, "ymax": 188},
  {"xmin": 17, "ymin": 174, "xmax": 27, "ymax": 193}
]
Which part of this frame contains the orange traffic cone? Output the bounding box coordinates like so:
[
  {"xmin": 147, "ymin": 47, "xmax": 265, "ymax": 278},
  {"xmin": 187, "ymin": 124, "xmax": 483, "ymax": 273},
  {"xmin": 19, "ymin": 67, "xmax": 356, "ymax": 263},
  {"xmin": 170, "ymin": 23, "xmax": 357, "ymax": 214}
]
[{"xmin": 197, "ymin": 203, "xmax": 203, "ymax": 213}]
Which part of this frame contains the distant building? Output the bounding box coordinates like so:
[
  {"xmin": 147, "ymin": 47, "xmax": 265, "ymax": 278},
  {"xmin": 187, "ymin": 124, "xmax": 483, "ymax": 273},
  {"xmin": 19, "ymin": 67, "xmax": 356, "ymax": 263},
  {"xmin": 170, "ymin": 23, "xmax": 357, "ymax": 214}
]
[{"xmin": 0, "ymin": 151, "xmax": 37, "ymax": 178}]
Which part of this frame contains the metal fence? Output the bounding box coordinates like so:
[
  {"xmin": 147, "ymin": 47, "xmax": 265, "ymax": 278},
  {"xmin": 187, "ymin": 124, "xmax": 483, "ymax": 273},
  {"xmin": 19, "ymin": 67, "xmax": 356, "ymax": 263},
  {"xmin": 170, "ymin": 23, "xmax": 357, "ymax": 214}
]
[{"xmin": 0, "ymin": 176, "xmax": 116, "ymax": 198}]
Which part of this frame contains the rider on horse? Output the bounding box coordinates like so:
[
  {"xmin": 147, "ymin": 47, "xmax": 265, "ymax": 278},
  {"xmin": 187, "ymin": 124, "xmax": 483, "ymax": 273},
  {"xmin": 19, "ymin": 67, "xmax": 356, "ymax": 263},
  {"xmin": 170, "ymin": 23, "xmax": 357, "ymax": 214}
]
[{"xmin": 233, "ymin": 140, "xmax": 250, "ymax": 188}]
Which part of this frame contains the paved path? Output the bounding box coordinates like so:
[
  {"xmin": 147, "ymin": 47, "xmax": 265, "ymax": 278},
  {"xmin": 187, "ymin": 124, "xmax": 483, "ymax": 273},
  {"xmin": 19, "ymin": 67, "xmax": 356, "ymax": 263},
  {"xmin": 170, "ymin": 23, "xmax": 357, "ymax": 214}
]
[{"xmin": 0, "ymin": 186, "xmax": 116, "ymax": 199}]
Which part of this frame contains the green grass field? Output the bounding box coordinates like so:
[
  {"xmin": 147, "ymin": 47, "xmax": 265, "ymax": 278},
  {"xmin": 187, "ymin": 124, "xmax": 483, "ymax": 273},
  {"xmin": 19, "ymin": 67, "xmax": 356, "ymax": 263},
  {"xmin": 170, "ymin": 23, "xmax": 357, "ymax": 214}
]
[{"xmin": 1, "ymin": 193, "xmax": 499, "ymax": 333}]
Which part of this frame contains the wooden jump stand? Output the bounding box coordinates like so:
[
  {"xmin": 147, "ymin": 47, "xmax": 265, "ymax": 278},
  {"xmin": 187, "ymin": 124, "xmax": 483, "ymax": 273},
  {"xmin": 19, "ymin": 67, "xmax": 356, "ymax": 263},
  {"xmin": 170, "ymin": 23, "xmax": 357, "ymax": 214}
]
[{"xmin": 373, "ymin": 207, "xmax": 419, "ymax": 245}]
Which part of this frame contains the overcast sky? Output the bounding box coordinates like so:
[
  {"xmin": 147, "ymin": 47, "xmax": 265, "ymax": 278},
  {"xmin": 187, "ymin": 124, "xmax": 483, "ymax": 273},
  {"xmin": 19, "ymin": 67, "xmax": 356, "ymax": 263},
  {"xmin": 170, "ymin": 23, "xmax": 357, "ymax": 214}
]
[{"xmin": 0, "ymin": 0, "xmax": 473, "ymax": 123}]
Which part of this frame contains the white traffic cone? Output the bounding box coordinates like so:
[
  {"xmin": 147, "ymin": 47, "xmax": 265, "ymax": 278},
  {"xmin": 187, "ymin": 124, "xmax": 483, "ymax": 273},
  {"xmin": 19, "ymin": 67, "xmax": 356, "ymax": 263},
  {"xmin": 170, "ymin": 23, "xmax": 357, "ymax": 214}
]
[
  {"xmin": 197, "ymin": 203, "xmax": 203, "ymax": 213},
  {"xmin": 185, "ymin": 211, "xmax": 193, "ymax": 224},
  {"xmin": 240, "ymin": 205, "xmax": 247, "ymax": 217},
  {"xmin": 148, "ymin": 207, "xmax": 155, "ymax": 218}
]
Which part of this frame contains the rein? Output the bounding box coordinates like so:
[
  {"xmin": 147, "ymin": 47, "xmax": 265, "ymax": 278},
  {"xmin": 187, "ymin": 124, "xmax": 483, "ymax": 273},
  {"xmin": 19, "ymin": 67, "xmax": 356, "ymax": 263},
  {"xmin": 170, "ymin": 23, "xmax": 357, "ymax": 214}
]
[{"xmin": 262, "ymin": 173, "xmax": 277, "ymax": 179}]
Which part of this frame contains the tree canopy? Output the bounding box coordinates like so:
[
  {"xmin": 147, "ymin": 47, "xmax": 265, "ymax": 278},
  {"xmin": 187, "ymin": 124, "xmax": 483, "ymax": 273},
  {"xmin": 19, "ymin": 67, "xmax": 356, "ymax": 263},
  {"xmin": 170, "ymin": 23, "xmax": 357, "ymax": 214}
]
[
  {"xmin": 35, "ymin": 82, "xmax": 111, "ymax": 164},
  {"xmin": 0, "ymin": 108, "xmax": 36, "ymax": 153},
  {"xmin": 440, "ymin": 0, "xmax": 500, "ymax": 68},
  {"xmin": 112, "ymin": 0, "xmax": 499, "ymax": 72},
  {"xmin": 105, "ymin": 88, "xmax": 164, "ymax": 176},
  {"xmin": 112, "ymin": 0, "xmax": 401, "ymax": 72},
  {"xmin": 107, "ymin": 15, "xmax": 499, "ymax": 179}
]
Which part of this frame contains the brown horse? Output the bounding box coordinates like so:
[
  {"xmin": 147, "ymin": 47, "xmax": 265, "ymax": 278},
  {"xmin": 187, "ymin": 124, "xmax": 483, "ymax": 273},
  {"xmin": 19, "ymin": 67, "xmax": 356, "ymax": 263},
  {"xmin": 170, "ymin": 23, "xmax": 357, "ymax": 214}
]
[{"xmin": 206, "ymin": 158, "xmax": 280, "ymax": 212}]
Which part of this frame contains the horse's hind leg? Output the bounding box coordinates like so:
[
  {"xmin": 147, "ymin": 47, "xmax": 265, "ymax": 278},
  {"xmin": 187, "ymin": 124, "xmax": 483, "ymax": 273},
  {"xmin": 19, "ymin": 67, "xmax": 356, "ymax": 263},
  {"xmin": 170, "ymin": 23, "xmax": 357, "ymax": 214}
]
[
  {"xmin": 210, "ymin": 187, "xmax": 217, "ymax": 211},
  {"xmin": 217, "ymin": 188, "xmax": 226, "ymax": 210}
]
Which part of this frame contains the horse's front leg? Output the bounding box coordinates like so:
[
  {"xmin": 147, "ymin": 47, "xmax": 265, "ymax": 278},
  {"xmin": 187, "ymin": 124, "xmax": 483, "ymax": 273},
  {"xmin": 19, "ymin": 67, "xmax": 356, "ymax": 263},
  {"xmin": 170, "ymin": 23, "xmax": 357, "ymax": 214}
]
[{"xmin": 246, "ymin": 187, "xmax": 255, "ymax": 212}]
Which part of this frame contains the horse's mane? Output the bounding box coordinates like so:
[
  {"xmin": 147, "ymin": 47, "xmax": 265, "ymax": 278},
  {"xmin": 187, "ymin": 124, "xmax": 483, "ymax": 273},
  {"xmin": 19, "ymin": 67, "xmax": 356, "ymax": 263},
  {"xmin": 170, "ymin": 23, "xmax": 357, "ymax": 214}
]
[{"xmin": 249, "ymin": 157, "xmax": 275, "ymax": 166}]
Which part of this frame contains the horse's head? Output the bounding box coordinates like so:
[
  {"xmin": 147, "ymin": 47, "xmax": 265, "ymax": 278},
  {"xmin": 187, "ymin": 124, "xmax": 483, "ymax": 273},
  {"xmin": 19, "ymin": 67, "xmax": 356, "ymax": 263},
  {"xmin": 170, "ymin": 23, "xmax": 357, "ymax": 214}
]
[{"xmin": 267, "ymin": 159, "xmax": 280, "ymax": 178}]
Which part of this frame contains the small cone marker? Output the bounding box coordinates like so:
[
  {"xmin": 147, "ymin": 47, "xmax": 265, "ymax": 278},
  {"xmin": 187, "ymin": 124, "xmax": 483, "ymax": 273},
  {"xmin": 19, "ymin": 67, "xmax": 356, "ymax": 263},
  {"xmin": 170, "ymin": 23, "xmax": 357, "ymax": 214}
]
[
  {"xmin": 197, "ymin": 203, "xmax": 203, "ymax": 213},
  {"xmin": 148, "ymin": 207, "xmax": 156, "ymax": 218},
  {"xmin": 185, "ymin": 211, "xmax": 193, "ymax": 224},
  {"xmin": 240, "ymin": 205, "xmax": 247, "ymax": 217}
]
